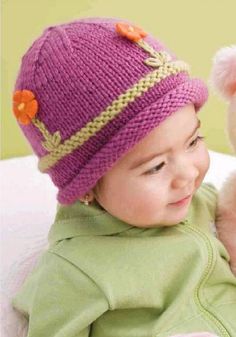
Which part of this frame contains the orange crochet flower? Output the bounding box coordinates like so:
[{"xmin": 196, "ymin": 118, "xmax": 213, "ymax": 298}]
[
  {"xmin": 13, "ymin": 90, "xmax": 38, "ymax": 125},
  {"xmin": 115, "ymin": 22, "xmax": 147, "ymax": 42}
]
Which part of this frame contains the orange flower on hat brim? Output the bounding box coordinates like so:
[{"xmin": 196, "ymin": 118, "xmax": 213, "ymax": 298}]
[
  {"xmin": 13, "ymin": 89, "xmax": 38, "ymax": 125},
  {"xmin": 115, "ymin": 22, "xmax": 147, "ymax": 42}
]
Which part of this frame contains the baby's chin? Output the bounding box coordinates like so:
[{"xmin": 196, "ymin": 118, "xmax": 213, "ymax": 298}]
[
  {"xmin": 130, "ymin": 215, "xmax": 189, "ymax": 228},
  {"xmin": 109, "ymin": 195, "xmax": 193, "ymax": 228},
  {"xmin": 161, "ymin": 206, "xmax": 192, "ymax": 227}
]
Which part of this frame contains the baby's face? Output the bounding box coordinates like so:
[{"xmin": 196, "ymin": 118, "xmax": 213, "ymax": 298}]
[{"xmin": 92, "ymin": 104, "xmax": 210, "ymax": 227}]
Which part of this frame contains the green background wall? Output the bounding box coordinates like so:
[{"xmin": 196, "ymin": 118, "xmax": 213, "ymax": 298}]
[{"xmin": 2, "ymin": 0, "xmax": 236, "ymax": 159}]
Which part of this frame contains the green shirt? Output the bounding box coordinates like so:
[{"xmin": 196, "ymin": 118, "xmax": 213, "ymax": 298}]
[{"xmin": 12, "ymin": 183, "xmax": 236, "ymax": 337}]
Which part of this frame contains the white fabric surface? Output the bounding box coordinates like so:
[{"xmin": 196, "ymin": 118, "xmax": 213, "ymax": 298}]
[
  {"xmin": 0, "ymin": 151, "xmax": 235, "ymax": 337},
  {"xmin": 0, "ymin": 155, "xmax": 57, "ymax": 337}
]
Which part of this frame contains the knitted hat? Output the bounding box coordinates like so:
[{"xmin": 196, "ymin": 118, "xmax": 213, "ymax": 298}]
[{"xmin": 12, "ymin": 17, "xmax": 208, "ymax": 205}]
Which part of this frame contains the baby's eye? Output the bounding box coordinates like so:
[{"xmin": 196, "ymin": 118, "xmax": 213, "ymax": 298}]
[
  {"xmin": 189, "ymin": 135, "xmax": 205, "ymax": 149},
  {"xmin": 145, "ymin": 162, "xmax": 165, "ymax": 175}
]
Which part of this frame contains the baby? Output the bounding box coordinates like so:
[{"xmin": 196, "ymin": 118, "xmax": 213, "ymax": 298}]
[{"xmin": 12, "ymin": 17, "xmax": 236, "ymax": 337}]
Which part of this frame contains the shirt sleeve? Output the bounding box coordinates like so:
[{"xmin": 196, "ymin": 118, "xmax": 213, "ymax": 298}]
[{"xmin": 12, "ymin": 251, "xmax": 109, "ymax": 337}]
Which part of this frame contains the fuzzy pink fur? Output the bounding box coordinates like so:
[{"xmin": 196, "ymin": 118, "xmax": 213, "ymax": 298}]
[
  {"xmin": 216, "ymin": 171, "xmax": 236, "ymax": 274},
  {"xmin": 210, "ymin": 45, "xmax": 236, "ymax": 99},
  {"xmin": 227, "ymin": 96, "xmax": 236, "ymax": 152},
  {"xmin": 210, "ymin": 45, "xmax": 236, "ymax": 276}
]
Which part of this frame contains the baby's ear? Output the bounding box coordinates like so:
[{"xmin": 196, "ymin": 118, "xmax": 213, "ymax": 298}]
[
  {"xmin": 209, "ymin": 45, "xmax": 236, "ymax": 100},
  {"xmin": 80, "ymin": 193, "xmax": 95, "ymax": 202}
]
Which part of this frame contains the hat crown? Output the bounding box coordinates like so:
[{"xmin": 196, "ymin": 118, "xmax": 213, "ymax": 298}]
[
  {"xmin": 15, "ymin": 18, "xmax": 177, "ymax": 156},
  {"xmin": 13, "ymin": 17, "xmax": 208, "ymax": 204}
]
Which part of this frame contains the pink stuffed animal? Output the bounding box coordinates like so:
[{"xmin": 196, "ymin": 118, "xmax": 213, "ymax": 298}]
[{"xmin": 210, "ymin": 45, "xmax": 236, "ymax": 276}]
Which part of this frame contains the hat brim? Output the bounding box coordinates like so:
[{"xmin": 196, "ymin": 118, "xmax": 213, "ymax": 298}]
[{"xmin": 57, "ymin": 77, "xmax": 208, "ymax": 205}]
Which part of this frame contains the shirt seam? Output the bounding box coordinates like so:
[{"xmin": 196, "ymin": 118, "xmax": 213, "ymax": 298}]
[
  {"xmin": 55, "ymin": 211, "xmax": 108, "ymax": 222},
  {"xmin": 179, "ymin": 223, "xmax": 231, "ymax": 337}
]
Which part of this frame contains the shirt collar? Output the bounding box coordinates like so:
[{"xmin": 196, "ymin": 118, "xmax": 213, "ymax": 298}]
[
  {"xmin": 48, "ymin": 198, "xmax": 191, "ymax": 245},
  {"xmin": 48, "ymin": 199, "xmax": 134, "ymax": 245}
]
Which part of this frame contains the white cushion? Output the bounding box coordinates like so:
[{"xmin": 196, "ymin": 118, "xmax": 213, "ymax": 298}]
[
  {"xmin": 0, "ymin": 155, "xmax": 57, "ymax": 337},
  {"xmin": 0, "ymin": 151, "xmax": 235, "ymax": 337}
]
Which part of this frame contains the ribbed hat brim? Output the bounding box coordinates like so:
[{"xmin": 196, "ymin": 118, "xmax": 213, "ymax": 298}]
[{"xmin": 57, "ymin": 77, "xmax": 208, "ymax": 205}]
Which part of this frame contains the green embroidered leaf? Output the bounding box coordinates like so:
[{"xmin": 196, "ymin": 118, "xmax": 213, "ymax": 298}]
[
  {"xmin": 144, "ymin": 57, "xmax": 163, "ymax": 67},
  {"xmin": 42, "ymin": 131, "xmax": 61, "ymax": 152}
]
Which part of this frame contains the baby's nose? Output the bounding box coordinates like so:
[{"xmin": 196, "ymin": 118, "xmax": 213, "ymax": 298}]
[{"xmin": 171, "ymin": 165, "xmax": 199, "ymax": 190}]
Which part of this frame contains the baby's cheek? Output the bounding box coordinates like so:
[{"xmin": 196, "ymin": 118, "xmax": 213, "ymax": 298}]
[
  {"xmin": 199, "ymin": 145, "xmax": 210, "ymax": 177},
  {"xmin": 137, "ymin": 186, "xmax": 166, "ymax": 213}
]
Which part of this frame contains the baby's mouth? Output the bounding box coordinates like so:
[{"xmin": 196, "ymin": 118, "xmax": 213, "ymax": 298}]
[{"xmin": 169, "ymin": 194, "xmax": 192, "ymax": 206}]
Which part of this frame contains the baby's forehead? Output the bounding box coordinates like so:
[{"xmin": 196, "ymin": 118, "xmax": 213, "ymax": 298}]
[{"xmin": 118, "ymin": 109, "xmax": 200, "ymax": 167}]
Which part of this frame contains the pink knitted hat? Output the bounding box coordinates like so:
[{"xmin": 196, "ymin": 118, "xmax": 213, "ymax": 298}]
[{"xmin": 12, "ymin": 17, "xmax": 208, "ymax": 205}]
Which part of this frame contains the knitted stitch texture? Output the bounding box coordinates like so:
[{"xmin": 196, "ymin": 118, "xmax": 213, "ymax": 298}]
[{"xmin": 13, "ymin": 17, "xmax": 208, "ymax": 204}]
